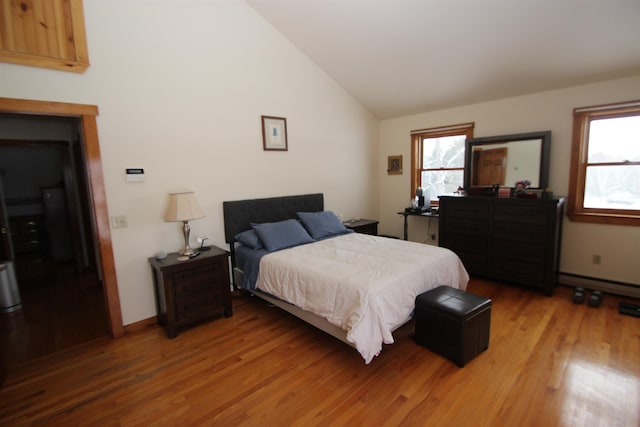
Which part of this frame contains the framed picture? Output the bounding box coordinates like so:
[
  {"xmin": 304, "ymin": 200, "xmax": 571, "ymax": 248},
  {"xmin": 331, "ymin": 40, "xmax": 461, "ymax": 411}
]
[
  {"xmin": 498, "ymin": 187, "xmax": 512, "ymax": 198},
  {"xmin": 387, "ymin": 155, "xmax": 402, "ymax": 175},
  {"xmin": 261, "ymin": 115, "xmax": 288, "ymax": 151}
]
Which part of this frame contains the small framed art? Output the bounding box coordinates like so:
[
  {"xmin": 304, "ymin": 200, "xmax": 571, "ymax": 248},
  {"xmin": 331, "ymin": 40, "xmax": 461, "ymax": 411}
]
[
  {"xmin": 387, "ymin": 155, "xmax": 402, "ymax": 175},
  {"xmin": 261, "ymin": 115, "xmax": 288, "ymax": 151},
  {"xmin": 498, "ymin": 187, "xmax": 512, "ymax": 198}
]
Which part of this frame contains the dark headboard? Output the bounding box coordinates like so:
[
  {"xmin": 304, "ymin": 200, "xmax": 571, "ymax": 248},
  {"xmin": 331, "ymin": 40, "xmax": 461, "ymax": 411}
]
[{"xmin": 223, "ymin": 193, "xmax": 324, "ymax": 243}]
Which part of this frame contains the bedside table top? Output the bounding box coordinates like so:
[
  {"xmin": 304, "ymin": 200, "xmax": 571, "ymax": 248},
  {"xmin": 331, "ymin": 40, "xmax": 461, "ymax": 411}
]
[
  {"xmin": 343, "ymin": 219, "xmax": 379, "ymax": 228},
  {"xmin": 149, "ymin": 245, "xmax": 228, "ymax": 269}
]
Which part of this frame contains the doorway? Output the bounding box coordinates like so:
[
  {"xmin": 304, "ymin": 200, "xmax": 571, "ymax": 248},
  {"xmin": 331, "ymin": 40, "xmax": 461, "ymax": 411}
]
[{"xmin": 0, "ymin": 98, "xmax": 122, "ymax": 374}]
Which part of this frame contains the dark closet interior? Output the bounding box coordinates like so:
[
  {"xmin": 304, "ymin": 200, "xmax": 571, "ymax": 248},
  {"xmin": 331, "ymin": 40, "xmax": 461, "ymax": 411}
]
[{"xmin": 0, "ymin": 114, "xmax": 108, "ymax": 370}]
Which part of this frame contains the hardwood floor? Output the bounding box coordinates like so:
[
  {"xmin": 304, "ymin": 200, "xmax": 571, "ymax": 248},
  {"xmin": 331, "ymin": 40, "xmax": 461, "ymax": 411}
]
[
  {"xmin": 0, "ymin": 263, "xmax": 108, "ymax": 370},
  {"xmin": 0, "ymin": 279, "xmax": 638, "ymax": 426}
]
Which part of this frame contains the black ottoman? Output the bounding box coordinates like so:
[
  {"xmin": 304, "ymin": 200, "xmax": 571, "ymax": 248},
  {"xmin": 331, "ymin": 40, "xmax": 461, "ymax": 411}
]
[{"xmin": 415, "ymin": 285, "xmax": 491, "ymax": 367}]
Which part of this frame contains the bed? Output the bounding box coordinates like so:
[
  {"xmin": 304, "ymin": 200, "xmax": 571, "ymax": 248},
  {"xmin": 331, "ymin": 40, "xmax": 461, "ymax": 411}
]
[{"xmin": 223, "ymin": 193, "xmax": 469, "ymax": 363}]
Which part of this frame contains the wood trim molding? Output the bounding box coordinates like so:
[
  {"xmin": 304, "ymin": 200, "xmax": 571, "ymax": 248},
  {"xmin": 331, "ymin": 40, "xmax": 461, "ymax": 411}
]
[
  {"xmin": 0, "ymin": 0, "xmax": 90, "ymax": 73},
  {"xmin": 0, "ymin": 98, "xmax": 97, "ymax": 117},
  {"xmin": 410, "ymin": 122, "xmax": 475, "ymax": 203},
  {"xmin": 0, "ymin": 96, "xmax": 124, "ymax": 338},
  {"xmin": 567, "ymin": 100, "xmax": 640, "ymax": 227}
]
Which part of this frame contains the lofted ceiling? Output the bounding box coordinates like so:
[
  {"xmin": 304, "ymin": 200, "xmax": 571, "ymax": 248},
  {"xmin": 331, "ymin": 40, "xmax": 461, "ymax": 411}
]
[{"xmin": 246, "ymin": 0, "xmax": 640, "ymax": 119}]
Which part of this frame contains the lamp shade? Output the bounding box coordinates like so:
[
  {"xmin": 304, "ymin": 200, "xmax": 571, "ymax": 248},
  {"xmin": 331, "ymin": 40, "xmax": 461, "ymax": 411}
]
[{"xmin": 164, "ymin": 192, "xmax": 205, "ymax": 222}]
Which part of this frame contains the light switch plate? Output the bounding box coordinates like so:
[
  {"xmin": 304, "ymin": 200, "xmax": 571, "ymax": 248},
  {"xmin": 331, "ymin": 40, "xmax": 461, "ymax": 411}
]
[{"xmin": 111, "ymin": 215, "xmax": 128, "ymax": 228}]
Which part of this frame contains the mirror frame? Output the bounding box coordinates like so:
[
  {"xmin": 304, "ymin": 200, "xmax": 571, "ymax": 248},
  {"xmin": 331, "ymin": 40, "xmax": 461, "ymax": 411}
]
[{"xmin": 464, "ymin": 130, "xmax": 551, "ymax": 190}]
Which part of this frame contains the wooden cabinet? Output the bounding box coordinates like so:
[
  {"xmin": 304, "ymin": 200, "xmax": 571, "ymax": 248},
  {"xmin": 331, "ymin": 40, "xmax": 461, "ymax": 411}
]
[
  {"xmin": 149, "ymin": 247, "xmax": 232, "ymax": 338},
  {"xmin": 439, "ymin": 196, "xmax": 564, "ymax": 296},
  {"xmin": 0, "ymin": 0, "xmax": 89, "ymax": 72},
  {"xmin": 9, "ymin": 215, "xmax": 45, "ymax": 284},
  {"xmin": 344, "ymin": 219, "xmax": 378, "ymax": 235}
]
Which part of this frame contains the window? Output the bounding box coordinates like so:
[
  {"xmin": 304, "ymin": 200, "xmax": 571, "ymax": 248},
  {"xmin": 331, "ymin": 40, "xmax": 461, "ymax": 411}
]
[
  {"xmin": 411, "ymin": 123, "xmax": 474, "ymax": 204},
  {"xmin": 568, "ymin": 100, "xmax": 640, "ymax": 226}
]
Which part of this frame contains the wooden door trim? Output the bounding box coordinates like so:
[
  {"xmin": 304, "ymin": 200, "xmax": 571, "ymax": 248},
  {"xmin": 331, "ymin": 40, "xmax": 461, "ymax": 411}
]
[{"xmin": 0, "ymin": 97, "xmax": 124, "ymax": 338}]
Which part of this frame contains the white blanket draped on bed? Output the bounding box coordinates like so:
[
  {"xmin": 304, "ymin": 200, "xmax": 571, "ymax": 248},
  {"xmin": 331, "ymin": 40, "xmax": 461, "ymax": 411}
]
[{"xmin": 256, "ymin": 233, "xmax": 469, "ymax": 363}]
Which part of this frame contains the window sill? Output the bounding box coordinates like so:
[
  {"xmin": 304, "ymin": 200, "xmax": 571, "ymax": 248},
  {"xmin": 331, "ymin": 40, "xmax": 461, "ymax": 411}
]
[{"xmin": 567, "ymin": 211, "xmax": 640, "ymax": 226}]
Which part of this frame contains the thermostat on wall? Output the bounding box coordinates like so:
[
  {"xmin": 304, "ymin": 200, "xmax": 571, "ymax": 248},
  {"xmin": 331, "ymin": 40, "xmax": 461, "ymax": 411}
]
[{"xmin": 126, "ymin": 168, "xmax": 145, "ymax": 183}]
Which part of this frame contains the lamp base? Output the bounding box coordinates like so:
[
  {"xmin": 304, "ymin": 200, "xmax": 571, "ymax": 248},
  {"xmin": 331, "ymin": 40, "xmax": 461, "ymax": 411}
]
[
  {"xmin": 176, "ymin": 255, "xmax": 189, "ymax": 261},
  {"xmin": 180, "ymin": 220, "xmax": 199, "ymax": 257},
  {"xmin": 181, "ymin": 247, "xmax": 198, "ymax": 257}
]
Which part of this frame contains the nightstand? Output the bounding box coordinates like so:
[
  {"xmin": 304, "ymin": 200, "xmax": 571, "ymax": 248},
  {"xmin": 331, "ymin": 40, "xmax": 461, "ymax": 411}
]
[
  {"xmin": 149, "ymin": 246, "xmax": 232, "ymax": 339},
  {"xmin": 344, "ymin": 219, "xmax": 379, "ymax": 235}
]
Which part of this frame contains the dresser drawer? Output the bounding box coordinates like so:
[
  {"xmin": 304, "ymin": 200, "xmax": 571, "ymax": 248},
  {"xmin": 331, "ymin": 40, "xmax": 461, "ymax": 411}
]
[
  {"xmin": 492, "ymin": 222, "xmax": 547, "ymax": 243},
  {"xmin": 488, "ymin": 259, "xmax": 546, "ymax": 288},
  {"xmin": 457, "ymin": 252, "xmax": 488, "ymax": 276},
  {"xmin": 493, "ymin": 204, "xmax": 548, "ymax": 224},
  {"xmin": 12, "ymin": 235, "xmax": 41, "ymax": 253},
  {"xmin": 491, "ymin": 238, "xmax": 546, "ymax": 263},
  {"xmin": 442, "ymin": 219, "xmax": 488, "ymax": 237},
  {"xmin": 441, "ymin": 232, "xmax": 487, "ymax": 255},
  {"xmin": 444, "ymin": 200, "xmax": 489, "ymax": 221}
]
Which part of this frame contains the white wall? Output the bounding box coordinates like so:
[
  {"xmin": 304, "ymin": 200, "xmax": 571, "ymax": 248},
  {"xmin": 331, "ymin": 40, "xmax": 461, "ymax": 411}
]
[
  {"xmin": 379, "ymin": 75, "xmax": 640, "ymax": 286},
  {"xmin": 0, "ymin": 0, "xmax": 379, "ymax": 325}
]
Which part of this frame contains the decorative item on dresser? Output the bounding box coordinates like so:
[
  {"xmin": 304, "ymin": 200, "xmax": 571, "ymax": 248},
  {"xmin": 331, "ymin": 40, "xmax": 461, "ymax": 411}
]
[
  {"xmin": 438, "ymin": 195, "xmax": 564, "ymax": 296},
  {"xmin": 343, "ymin": 218, "xmax": 379, "ymax": 235},
  {"xmin": 149, "ymin": 247, "xmax": 232, "ymax": 339}
]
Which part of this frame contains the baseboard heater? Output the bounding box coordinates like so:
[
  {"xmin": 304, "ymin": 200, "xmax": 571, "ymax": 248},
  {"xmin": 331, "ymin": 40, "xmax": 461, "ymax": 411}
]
[{"xmin": 559, "ymin": 272, "xmax": 640, "ymax": 299}]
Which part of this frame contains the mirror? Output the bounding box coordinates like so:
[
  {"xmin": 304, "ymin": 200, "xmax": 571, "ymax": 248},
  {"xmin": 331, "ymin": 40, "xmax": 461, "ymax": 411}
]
[{"xmin": 464, "ymin": 130, "xmax": 551, "ymax": 190}]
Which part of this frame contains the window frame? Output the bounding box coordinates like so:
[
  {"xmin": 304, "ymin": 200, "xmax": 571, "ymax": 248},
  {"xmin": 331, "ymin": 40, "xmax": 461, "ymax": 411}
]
[
  {"xmin": 411, "ymin": 122, "xmax": 474, "ymax": 205},
  {"xmin": 568, "ymin": 100, "xmax": 640, "ymax": 226}
]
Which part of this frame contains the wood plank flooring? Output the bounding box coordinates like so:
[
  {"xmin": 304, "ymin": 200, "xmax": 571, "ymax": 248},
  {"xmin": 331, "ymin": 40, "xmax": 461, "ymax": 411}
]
[
  {"xmin": 0, "ymin": 266, "xmax": 108, "ymax": 369},
  {"xmin": 1, "ymin": 279, "xmax": 638, "ymax": 426}
]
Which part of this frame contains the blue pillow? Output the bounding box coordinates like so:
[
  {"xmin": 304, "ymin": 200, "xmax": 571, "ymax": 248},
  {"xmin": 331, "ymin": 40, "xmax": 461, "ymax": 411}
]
[
  {"xmin": 234, "ymin": 229, "xmax": 263, "ymax": 250},
  {"xmin": 297, "ymin": 211, "xmax": 352, "ymax": 240},
  {"xmin": 251, "ymin": 219, "xmax": 314, "ymax": 252}
]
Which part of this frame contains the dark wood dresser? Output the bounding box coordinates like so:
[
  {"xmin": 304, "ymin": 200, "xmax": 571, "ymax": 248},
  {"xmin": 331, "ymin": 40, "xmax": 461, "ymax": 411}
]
[
  {"xmin": 9, "ymin": 215, "xmax": 45, "ymax": 284},
  {"xmin": 439, "ymin": 195, "xmax": 564, "ymax": 296},
  {"xmin": 149, "ymin": 246, "xmax": 232, "ymax": 338}
]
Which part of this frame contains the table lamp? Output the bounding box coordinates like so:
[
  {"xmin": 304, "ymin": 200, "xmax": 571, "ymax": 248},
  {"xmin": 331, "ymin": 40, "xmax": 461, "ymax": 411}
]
[{"xmin": 164, "ymin": 192, "xmax": 205, "ymax": 259}]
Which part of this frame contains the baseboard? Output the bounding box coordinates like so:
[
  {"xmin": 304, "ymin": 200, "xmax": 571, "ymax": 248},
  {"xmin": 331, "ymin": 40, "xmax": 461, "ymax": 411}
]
[
  {"xmin": 123, "ymin": 316, "xmax": 158, "ymax": 335},
  {"xmin": 559, "ymin": 272, "xmax": 640, "ymax": 300}
]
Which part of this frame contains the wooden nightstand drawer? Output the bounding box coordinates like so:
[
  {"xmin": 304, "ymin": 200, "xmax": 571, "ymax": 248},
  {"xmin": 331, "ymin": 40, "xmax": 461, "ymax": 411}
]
[
  {"xmin": 174, "ymin": 262, "xmax": 223, "ymax": 295},
  {"xmin": 176, "ymin": 292, "xmax": 224, "ymax": 325}
]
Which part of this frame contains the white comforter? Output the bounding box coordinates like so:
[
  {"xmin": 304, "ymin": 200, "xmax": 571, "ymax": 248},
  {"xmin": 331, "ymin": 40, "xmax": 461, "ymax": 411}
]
[{"xmin": 256, "ymin": 233, "xmax": 469, "ymax": 363}]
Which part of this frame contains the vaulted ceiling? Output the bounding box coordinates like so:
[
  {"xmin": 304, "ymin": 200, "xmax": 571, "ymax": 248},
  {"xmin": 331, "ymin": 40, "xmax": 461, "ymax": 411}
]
[{"xmin": 247, "ymin": 0, "xmax": 640, "ymax": 119}]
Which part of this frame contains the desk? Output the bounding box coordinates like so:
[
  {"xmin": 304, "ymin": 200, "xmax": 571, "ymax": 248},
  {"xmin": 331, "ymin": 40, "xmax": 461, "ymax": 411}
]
[{"xmin": 397, "ymin": 211, "xmax": 439, "ymax": 240}]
